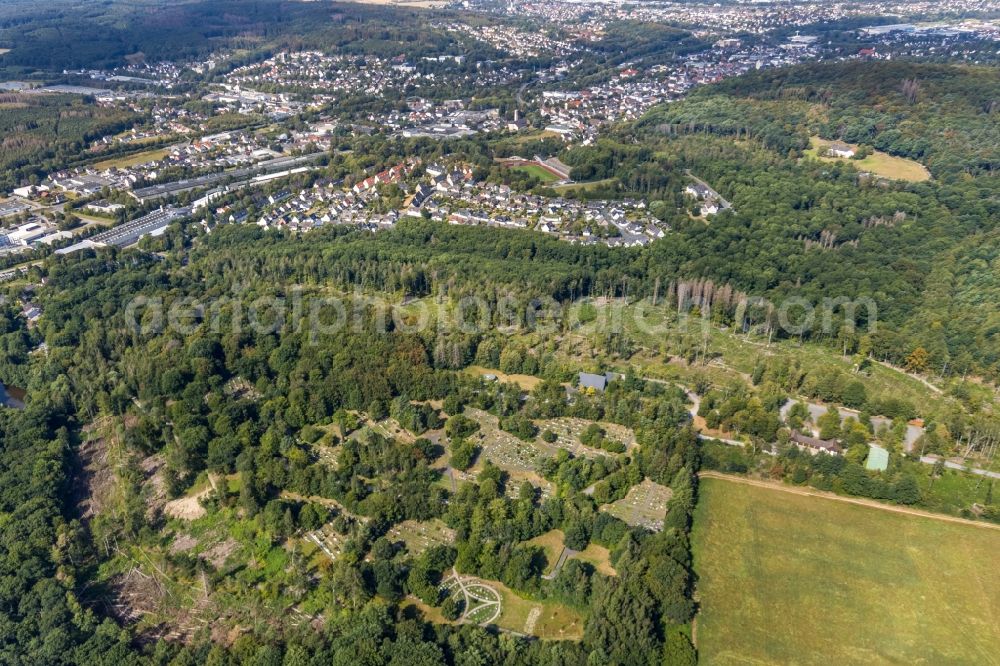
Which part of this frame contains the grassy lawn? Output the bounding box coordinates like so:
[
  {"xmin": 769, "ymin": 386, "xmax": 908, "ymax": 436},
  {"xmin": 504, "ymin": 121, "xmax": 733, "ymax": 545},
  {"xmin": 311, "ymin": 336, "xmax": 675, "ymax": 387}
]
[
  {"xmin": 571, "ymin": 543, "xmax": 616, "ymax": 576},
  {"xmin": 917, "ymin": 465, "xmax": 998, "ymax": 516},
  {"xmin": 73, "ymin": 212, "xmax": 116, "ymax": 226},
  {"xmin": 511, "ymin": 164, "xmax": 560, "ymax": 183},
  {"xmin": 804, "ymin": 137, "xmax": 930, "ymax": 182},
  {"xmin": 401, "ymin": 597, "xmax": 455, "ymax": 625},
  {"xmin": 429, "ymin": 572, "xmax": 584, "ymax": 640},
  {"xmin": 490, "ymin": 579, "xmax": 584, "ymax": 639},
  {"xmin": 692, "ymin": 477, "xmax": 1000, "ymax": 665},
  {"xmin": 526, "ymin": 529, "xmax": 565, "ymax": 574}
]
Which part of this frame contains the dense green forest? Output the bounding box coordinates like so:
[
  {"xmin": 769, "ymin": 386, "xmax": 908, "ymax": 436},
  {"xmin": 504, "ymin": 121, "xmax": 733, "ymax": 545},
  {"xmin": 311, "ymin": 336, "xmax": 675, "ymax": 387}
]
[
  {"xmin": 2, "ymin": 3, "xmax": 1000, "ymax": 661},
  {"xmin": 644, "ymin": 61, "xmax": 1000, "ymax": 178},
  {"xmin": 542, "ymin": 61, "xmax": 1000, "ymax": 379},
  {"xmin": 0, "ymin": 0, "xmax": 494, "ymax": 72},
  {"xmin": 0, "ymin": 94, "xmax": 136, "ymax": 190},
  {"xmin": 6, "ymin": 213, "xmax": 995, "ymax": 664},
  {"xmin": 0, "ymin": 235, "xmax": 702, "ymax": 664}
]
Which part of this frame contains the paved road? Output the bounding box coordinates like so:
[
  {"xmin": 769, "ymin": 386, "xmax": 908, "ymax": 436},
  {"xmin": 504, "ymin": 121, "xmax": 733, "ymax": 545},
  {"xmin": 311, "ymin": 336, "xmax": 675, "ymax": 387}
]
[
  {"xmin": 920, "ymin": 456, "xmax": 1000, "ymax": 480},
  {"xmin": 685, "ymin": 170, "xmax": 732, "ymax": 209},
  {"xmin": 516, "ymin": 81, "xmax": 531, "ymax": 108},
  {"xmin": 541, "ymin": 545, "xmax": 578, "ymax": 580}
]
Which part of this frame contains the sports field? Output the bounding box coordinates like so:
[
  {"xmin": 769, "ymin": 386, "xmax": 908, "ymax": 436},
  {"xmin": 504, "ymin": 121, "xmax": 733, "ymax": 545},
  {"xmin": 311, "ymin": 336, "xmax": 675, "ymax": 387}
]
[
  {"xmin": 511, "ymin": 164, "xmax": 560, "ymax": 183},
  {"xmin": 692, "ymin": 476, "xmax": 1000, "ymax": 665}
]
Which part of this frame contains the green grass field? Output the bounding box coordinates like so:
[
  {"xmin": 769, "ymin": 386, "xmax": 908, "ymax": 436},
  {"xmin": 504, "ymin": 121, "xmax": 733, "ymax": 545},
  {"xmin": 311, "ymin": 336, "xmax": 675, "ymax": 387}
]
[
  {"xmin": 511, "ymin": 164, "xmax": 560, "ymax": 183},
  {"xmin": 692, "ymin": 477, "xmax": 1000, "ymax": 665}
]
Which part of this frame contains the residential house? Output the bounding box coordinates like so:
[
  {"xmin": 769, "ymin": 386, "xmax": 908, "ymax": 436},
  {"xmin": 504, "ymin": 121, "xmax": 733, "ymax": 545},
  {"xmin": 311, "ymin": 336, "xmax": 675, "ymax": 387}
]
[{"xmin": 790, "ymin": 430, "xmax": 842, "ymax": 455}]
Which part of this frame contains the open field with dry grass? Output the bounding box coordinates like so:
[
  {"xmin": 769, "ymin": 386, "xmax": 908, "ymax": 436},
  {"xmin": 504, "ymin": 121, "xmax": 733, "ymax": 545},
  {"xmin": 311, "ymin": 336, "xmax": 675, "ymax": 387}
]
[
  {"xmin": 571, "ymin": 543, "xmax": 616, "ymax": 576},
  {"xmin": 526, "ymin": 529, "xmax": 566, "ymax": 574},
  {"xmin": 93, "ymin": 147, "xmax": 171, "ymax": 170},
  {"xmin": 692, "ymin": 476, "xmax": 1000, "ymax": 664},
  {"xmin": 466, "ymin": 366, "xmax": 543, "ymax": 390},
  {"xmin": 804, "ymin": 136, "xmax": 930, "ymax": 182}
]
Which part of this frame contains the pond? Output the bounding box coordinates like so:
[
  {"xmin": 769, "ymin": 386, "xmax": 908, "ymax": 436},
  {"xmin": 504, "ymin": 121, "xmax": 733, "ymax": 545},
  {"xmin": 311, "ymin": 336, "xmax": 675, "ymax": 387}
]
[{"xmin": 0, "ymin": 382, "xmax": 26, "ymax": 409}]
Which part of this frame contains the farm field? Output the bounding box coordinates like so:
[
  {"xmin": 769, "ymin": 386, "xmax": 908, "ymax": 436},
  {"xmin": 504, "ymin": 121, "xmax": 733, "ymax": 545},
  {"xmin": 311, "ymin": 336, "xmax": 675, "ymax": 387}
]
[
  {"xmin": 692, "ymin": 476, "xmax": 1000, "ymax": 665},
  {"xmin": 804, "ymin": 136, "xmax": 931, "ymax": 182}
]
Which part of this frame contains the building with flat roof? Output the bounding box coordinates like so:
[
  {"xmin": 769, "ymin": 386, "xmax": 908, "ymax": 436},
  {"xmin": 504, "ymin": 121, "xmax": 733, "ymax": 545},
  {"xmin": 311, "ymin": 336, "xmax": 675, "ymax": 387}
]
[{"xmin": 6, "ymin": 221, "xmax": 52, "ymax": 246}]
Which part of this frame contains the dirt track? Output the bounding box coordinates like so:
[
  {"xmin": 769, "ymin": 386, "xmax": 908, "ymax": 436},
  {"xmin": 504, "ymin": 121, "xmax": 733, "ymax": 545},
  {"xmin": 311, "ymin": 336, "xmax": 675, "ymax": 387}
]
[{"xmin": 698, "ymin": 471, "xmax": 1000, "ymax": 531}]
